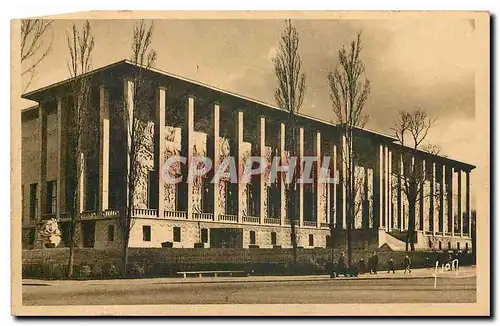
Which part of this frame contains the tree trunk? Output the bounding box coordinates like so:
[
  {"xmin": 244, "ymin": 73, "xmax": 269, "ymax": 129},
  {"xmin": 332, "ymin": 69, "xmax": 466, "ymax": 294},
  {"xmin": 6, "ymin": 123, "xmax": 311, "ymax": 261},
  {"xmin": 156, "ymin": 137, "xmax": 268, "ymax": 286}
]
[
  {"xmin": 291, "ymin": 220, "xmax": 297, "ymax": 267},
  {"xmin": 67, "ymin": 189, "xmax": 79, "ymax": 279},
  {"xmin": 292, "ymin": 191, "xmax": 298, "ymax": 264},
  {"xmin": 67, "ymin": 231, "xmax": 75, "ymax": 279},
  {"xmin": 123, "ymin": 210, "xmax": 132, "ymax": 276},
  {"xmin": 346, "ymin": 132, "xmax": 354, "ymax": 268},
  {"xmin": 407, "ymin": 202, "xmax": 416, "ymax": 252},
  {"xmin": 346, "ymin": 175, "xmax": 354, "ymax": 268},
  {"xmin": 123, "ymin": 239, "xmax": 129, "ymax": 276},
  {"xmin": 290, "ymin": 122, "xmax": 298, "ymax": 266},
  {"xmin": 329, "ymin": 220, "xmax": 335, "ymax": 265},
  {"xmin": 471, "ymin": 221, "xmax": 476, "ymax": 265}
]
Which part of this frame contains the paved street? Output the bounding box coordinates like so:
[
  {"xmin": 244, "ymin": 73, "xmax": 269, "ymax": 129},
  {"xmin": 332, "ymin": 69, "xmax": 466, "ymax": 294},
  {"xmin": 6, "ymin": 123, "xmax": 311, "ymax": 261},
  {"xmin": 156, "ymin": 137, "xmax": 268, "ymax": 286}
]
[{"xmin": 22, "ymin": 267, "xmax": 476, "ymax": 305}]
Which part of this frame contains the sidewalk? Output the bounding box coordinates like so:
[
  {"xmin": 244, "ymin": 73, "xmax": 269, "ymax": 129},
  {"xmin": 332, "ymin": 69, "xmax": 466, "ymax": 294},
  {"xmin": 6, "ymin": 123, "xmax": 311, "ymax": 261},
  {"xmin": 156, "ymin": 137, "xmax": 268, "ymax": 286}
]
[{"xmin": 23, "ymin": 266, "xmax": 476, "ymax": 287}]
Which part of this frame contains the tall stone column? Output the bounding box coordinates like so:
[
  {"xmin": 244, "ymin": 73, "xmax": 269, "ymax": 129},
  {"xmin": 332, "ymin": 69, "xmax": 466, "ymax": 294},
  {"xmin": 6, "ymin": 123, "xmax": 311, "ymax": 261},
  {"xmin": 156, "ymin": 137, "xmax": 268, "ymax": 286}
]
[
  {"xmin": 439, "ymin": 164, "xmax": 445, "ymax": 236},
  {"xmin": 38, "ymin": 104, "xmax": 47, "ymax": 220},
  {"xmin": 325, "ymin": 148, "xmax": 331, "ymax": 226},
  {"xmin": 78, "ymin": 153, "xmax": 86, "ymax": 213},
  {"xmin": 420, "ymin": 160, "xmax": 430, "ymax": 233},
  {"xmin": 186, "ymin": 96, "xmax": 195, "ymax": 220},
  {"xmin": 410, "ymin": 157, "xmax": 419, "ymax": 231},
  {"xmin": 297, "ymin": 127, "xmax": 304, "ymax": 227},
  {"xmin": 353, "ymin": 166, "xmax": 364, "ymax": 229},
  {"xmin": 56, "ymin": 98, "xmax": 65, "ymax": 219},
  {"xmin": 155, "ymin": 86, "xmax": 166, "ymax": 218},
  {"xmin": 342, "ymin": 135, "xmax": 348, "ymax": 229},
  {"xmin": 387, "ymin": 148, "xmax": 392, "ymax": 230},
  {"xmin": 378, "ymin": 144, "xmax": 384, "ymax": 229},
  {"xmin": 211, "ymin": 103, "xmax": 220, "ymax": 221},
  {"xmin": 363, "ymin": 167, "xmax": 370, "ymax": 228},
  {"xmin": 257, "ymin": 116, "xmax": 266, "ymax": 225},
  {"xmin": 99, "ymin": 85, "xmax": 110, "ymax": 214},
  {"xmin": 451, "ymin": 167, "xmax": 458, "ymax": 237},
  {"xmin": 448, "ymin": 166, "xmax": 454, "ymax": 237},
  {"xmin": 279, "ymin": 123, "xmax": 286, "ymax": 225},
  {"xmin": 124, "ymin": 78, "xmax": 134, "ymax": 212},
  {"xmin": 398, "ymin": 153, "xmax": 403, "ymax": 231},
  {"xmin": 314, "ymin": 131, "xmax": 322, "ymax": 228},
  {"xmin": 385, "ymin": 147, "xmax": 390, "ymax": 231},
  {"xmin": 235, "ymin": 110, "xmax": 244, "ymax": 223},
  {"xmin": 419, "ymin": 160, "xmax": 424, "ymax": 231},
  {"xmin": 333, "ymin": 144, "xmax": 337, "ymax": 227},
  {"xmin": 421, "ymin": 160, "xmax": 427, "ymax": 233},
  {"xmin": 457, "ymin": 168, "xmax": 463, "ymax": 237},
  {"xmin": 431, "ymin": 162, "xmax": 437, "ymax": 236},
  {"xmin": 466, "ymin": 171, "xmax": 471, "ymax": 236}
]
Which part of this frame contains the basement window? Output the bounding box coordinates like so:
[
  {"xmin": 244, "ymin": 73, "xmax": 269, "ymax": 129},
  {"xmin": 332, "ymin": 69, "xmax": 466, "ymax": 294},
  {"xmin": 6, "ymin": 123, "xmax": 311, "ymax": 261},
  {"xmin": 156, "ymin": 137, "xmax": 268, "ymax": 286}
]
[
  {"xmin": 326, "ymin": 235, "xmax": 331, "ymax": 248},
  {"xmin": 249, "ymin": 231, "xmax": 256, "ymax": 245},
  {"xmin": 271, "ymin": 232, "xmax": 277, "ymax": 246},
  {"xmin": 143, "ymin": 225, "xmax": 151, "ymax": 242},
  {"xmin": 201, "ymin": 228, "xmax": 208, "ymax": 243},
  {"xmin": 173, "ymin": 227, "xmax": 181, "ymax": 242},
  {"xmin": 107, "ymin": 224, "xmax": 114, "ymax": 241}
]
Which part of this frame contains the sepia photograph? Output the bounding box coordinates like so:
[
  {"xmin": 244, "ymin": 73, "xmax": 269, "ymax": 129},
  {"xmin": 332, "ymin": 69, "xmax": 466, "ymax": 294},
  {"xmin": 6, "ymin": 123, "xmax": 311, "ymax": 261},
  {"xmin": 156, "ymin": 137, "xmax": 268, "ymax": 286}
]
[{"xmin": 11, "ymin": 11, "xmax": 490, "ymax": 316}]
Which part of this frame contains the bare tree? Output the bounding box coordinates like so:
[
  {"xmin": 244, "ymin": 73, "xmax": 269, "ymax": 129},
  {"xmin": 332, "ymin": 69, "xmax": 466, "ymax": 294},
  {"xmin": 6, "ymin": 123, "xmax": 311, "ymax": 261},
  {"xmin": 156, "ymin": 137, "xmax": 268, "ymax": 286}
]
[
  {"xmin": 273, "ymin": 19, "xmax": 306, "ymax": 265},
  {"xmin": 422, "ymin": 143, "xmax": 446, "ymax": 157},
  {"xmin": 327, "ymin": 32, "xmax": 371, "ymax": 267},
  {"xmin": 65, "ymin": 20, "xmax": 96, "ymax": 278},
  {"xmin": 392, "ymin": 109, "xmax": 436, "ymax": 251},
  {"xmin": 119, "ymin": 20, "xmax": 157, "ymax": 275},
  {"xmin": 471, "ymin": 209, "xmax": 476, "ymax": 264},
  {"xmin": 21, "ymin": 19, "xmax": 53, "ymax": 92}
]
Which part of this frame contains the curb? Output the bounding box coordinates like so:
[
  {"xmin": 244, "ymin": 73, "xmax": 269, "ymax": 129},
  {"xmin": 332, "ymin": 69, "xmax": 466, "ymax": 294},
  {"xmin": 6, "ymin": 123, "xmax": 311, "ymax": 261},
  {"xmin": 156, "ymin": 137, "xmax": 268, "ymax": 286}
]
[
  {"xmin": 23, "ymin": 273, "xmax": 475, "ymax": 287},
  {"xmin": 149, "ymin": 276, "xmax": 475, "ymax": 286}
]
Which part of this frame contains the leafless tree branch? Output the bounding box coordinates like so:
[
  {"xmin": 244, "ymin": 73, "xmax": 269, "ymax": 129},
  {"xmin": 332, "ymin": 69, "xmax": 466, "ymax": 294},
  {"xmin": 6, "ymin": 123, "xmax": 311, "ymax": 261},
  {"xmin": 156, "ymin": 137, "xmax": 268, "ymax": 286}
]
[
  {"xmin": 21, "ymin": 19, "xmax": 53, "ymax": 92},
  {"xmin": 119, "ymin": 19, "xmax": 157, "ymax": 275},
  {"xmin": 327, "ymin": 32, "xmax": 370, "ymax": 266},
  {"xmin": 272, "ymin": 19, "xmax": 307, "ymax": 265},
  {"xmin": 65, "ymin": 20, "xmax": 96, "ymax": 278},
  {"xmin": 392, "ymin": 108, "xmax": 436, "ymax": 251}
]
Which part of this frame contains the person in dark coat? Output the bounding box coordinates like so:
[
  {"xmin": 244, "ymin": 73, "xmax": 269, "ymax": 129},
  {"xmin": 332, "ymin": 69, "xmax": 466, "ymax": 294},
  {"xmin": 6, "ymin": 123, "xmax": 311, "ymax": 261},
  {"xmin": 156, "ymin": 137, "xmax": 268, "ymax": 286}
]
[
  {"xmin": 337, "ymin": 252, "xmax": 347, "ymax": 277},
  {"xmin": 387, "ymin": 257, "xmax": 395, "ymax": 273},
  {"xmin": 452, "ymin": 250, "xmax": 461, "ymax": 270},
  {"xmin": 369, "ymin": 251, "xmax": 378, "ymax": 274},
  {"xmin": 404, "ymin": 255, "xmax": 412, "ymax": 274},
  {"xmin": 357, "ymin": 257, "xmax": 367, "ymax": 274}
]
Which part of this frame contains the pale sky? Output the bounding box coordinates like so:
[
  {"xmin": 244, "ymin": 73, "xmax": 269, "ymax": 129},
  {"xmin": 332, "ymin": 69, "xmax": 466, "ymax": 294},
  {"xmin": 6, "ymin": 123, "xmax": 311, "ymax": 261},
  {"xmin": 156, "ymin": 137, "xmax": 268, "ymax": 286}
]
[{"xmin": 21, "ymin": 18, "xmax": 477, "ymax": 167}]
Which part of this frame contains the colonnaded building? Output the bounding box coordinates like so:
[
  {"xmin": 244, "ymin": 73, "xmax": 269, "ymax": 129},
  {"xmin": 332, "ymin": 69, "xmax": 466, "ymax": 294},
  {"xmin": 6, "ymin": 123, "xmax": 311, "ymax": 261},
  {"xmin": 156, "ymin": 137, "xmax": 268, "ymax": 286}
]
[{"xmin": 21, "ymin": 60, "xmax": 475, "ymax": 252}]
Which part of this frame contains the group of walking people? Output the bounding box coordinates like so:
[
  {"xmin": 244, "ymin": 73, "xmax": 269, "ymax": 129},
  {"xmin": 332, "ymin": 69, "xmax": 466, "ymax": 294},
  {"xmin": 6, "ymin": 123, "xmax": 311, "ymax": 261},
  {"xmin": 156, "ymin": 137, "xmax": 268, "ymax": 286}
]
[{"xmin": 330, "ymin": 252, "xmax": 412, "ymax": 278}]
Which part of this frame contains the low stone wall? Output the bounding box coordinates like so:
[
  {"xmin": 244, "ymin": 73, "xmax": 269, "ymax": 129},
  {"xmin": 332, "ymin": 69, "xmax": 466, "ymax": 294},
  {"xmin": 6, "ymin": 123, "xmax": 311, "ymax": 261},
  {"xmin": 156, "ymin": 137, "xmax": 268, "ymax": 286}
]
[{"xmin": 22, "ymin": 247, "xmax": 474, "ymax": 279}]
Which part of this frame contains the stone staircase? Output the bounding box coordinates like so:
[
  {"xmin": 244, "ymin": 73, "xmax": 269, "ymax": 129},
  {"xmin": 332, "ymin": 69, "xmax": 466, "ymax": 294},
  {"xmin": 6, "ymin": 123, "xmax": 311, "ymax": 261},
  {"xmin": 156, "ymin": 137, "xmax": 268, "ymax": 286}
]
[
  {"xmin": 388, "ymin": 230, "xmax": 418, "ymax": 243},
  {"xmin": 382, "ymin": 232, "xmax": 407, "ymax": 251}
]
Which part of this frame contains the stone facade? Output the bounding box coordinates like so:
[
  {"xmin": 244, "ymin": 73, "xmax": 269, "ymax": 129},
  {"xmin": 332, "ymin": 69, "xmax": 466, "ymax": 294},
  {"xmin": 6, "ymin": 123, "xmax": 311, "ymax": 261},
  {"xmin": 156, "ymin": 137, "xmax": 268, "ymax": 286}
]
[
  {"xmin": 110, "ymin": 218, "xmax": 331, "ymax": 249},
  {"xmin": 20, "ymin": 60, "xmax": 475, "ymax": 252}
]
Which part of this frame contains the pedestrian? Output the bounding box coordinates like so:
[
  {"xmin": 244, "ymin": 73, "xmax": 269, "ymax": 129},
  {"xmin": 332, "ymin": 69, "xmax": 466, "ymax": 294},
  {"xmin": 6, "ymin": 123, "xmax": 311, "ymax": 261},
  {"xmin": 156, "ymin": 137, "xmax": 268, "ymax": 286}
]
[
  {"xmin": 453, "ymin": 250, "xmax": 461, "ymax": 270},
  {"xmin": 358, "ymin": 257, "xmax": 366, "ymax": 274},
  {"xmin": 404, "ymin": 254, "xmax": 412, "ymax": 274},
  {"xmin": 387, "ymin": 257, "xmax": 395, "ymax": 273},
  {"xmin": 329, "ymin": 260, "xmax": 336, "ymax": 278},
  {"xmin": 337, "ymin": 251, "xmax": 347, "ymax": 277},
  {"xmin": 370, "ymin": 251, "xmax": 378, "ymax": 274}
]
